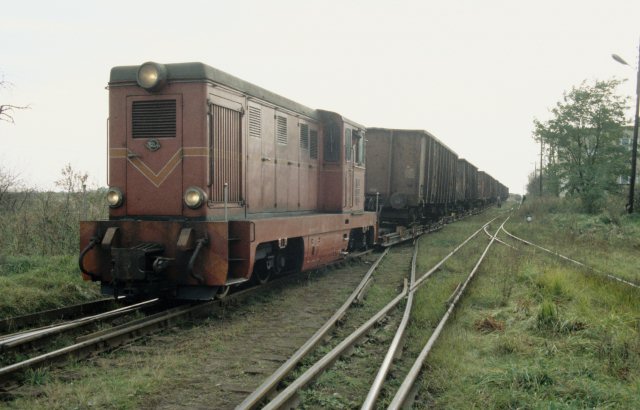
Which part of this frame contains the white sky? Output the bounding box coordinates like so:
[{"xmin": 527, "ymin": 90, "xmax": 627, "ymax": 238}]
[{"xmin": 1, "ymin": 0, "xmax": 639, "ymax": 194}]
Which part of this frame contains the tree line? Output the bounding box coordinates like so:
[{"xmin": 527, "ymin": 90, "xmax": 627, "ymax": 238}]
[
  {"xmin": 530, "ymin": 78, "xmax": 634, "ymax": 214},
  {"xmin": 0, "ymin": 165, "xmax": 107, "ymax": 256}
]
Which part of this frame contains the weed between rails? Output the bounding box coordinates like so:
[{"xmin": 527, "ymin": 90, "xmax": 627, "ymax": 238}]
[{"xmin": 412, "ymin": 205, "xmax": 640, "ymax": 408}]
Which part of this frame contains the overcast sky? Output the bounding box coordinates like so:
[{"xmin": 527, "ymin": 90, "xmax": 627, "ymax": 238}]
[{"xmin": 1, "ymin": 0, "xmax": 639, "ymax": 194}]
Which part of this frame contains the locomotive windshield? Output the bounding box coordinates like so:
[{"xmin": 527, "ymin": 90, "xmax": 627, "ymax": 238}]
[{"xmin": 323, "ymin": 123, "xmax": 341, "ymax": 162}]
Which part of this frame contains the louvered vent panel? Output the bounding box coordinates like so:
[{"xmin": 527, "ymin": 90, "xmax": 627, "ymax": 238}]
[
  {"xmin": 310, "ymin": 130, "xmax": 318, "ymax": 159},
  {"xmin": 276, "ymin": 116, "xmax": 287, "ymax": 145},
  {"xmin": 248, "ymin": 106, "xmax": 261, "ymax": 138},
  {"xmin": 132, "ymin": 99, "xmax": 176, "ymax": 138},
  {"xmin": 299, "ymin": 123, "xmax": 309, "ymax": 149},
  {"xmin": 211, "ymin": 105, "xmax": 241, "ymax": 202}
]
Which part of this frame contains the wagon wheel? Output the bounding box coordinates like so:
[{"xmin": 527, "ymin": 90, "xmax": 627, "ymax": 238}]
[{"xmin": 215, "ymin": 285, "xmax": 231, "ymax": 299}]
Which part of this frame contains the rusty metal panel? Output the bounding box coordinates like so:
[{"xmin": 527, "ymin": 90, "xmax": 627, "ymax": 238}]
[
  {"xmin": 234, "ymin": 211, "xmax": 378, "ymax": 274},
  {"xmin": 318, "ymin": 113, "xmax": 344, "ymax": 212},
  {"xmin": 80, "ymin": 220, "xmax": 230, "ymax": 287},
  {"xmin": 478, "ymin": 171, "xmax": 491, "ymax": 201},
  {"xmin": 211, "ymin": 104, "xmax": 242, "ymax": 203},
  {"xmin": 365, "ymin": 128, "xmax": 425, "ymax": 208},
  {"xmin": 364, "ymin": 128, "xmax": 393, "ymax": 199},
  {"xmin": 457, "ymin": 159, "xmax": 478, "ymax": 203},
  {"xmin": 445, "ymin": 147, "xmax": 458, "ymax": 204},
  {"xmin": 425, "ymin": 136, "xmax": 437, "ymax": 204}
]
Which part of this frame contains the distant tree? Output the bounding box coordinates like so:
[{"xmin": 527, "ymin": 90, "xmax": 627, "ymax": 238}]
[
  {"xmin": 0, "ymin": 74, "xmax": 30, "ymax": 123},
  {"xmin": 533, "ymin": 79, "xmax": 628, "ymax": 213}
]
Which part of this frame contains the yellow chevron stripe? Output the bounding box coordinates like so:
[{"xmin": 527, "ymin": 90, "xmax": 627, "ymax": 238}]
[
  {"xmin": 127, "ymin": 148, "xmax": 183, "ymax": 188},
  {"xmin": 183, "ymin": 147, "xmax": 209, "ymax": 157},
  {"xmin": 110, "ymin": 146, "xmax": 209, "ymax": 187},
  {"xmin": 110, "ymin": 148, "xmax": 128, "ymax": 159}
]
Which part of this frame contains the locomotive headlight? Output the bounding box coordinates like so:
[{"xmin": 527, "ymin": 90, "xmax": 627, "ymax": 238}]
[
  {"xmin": 184, "ymin": 187, "xmax": 207, "ymax": 209},
  {"xmin": 107, "ymin": 187, "xmax": 124, "ymax": 208},
  {"xmin": 137, "ymin": 62, "xmax": 167, "ymax": 92}
]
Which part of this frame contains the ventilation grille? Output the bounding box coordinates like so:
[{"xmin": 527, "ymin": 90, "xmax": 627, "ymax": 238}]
[
  {"xmin": 276, "ymin": 116, "xmax": 287, "ymax": 145},
  {"xmin": 248, "ymin": 106, "xmax": 261, "ymax": 138},
  {"xmin": 310, "ymin": 130, "xmax": 318, "ymax": 159},
  {"xmin": 132, "ymin": 99, "xmax": 176, "ymax": 138},
  {"xmin": 299, "ymin": 123, "xmax": 309, "ymax": 149},
  {"xmin": 211, "ymin": 104, "xmax": 241, "ymax": 202}
]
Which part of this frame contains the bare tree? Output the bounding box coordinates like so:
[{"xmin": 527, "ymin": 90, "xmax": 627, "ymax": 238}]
[
  {"xmin": 0, "ymin": 165, "xmax": 20, "ymax": 203},
  {"xmin": 0, "ymin": 73, "xmax": 30, "ymax": 123}
]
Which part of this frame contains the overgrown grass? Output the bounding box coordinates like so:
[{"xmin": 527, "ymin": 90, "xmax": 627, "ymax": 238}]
[
  {"xmin": 0, "ymin": 255, "xmax": 101, "ymax": 318},
  {"xmin": 413, "ymin": 200, "xmax": 640, "ymax": 408}
]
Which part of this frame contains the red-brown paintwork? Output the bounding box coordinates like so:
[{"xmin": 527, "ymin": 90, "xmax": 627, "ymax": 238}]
[
  {"xmin": 82, "ymin": 65, "xmax": 376, "ymax": 294},
  {"xmin": 81, "ymin": 211, "xmax": 375, "ymax": 286}
]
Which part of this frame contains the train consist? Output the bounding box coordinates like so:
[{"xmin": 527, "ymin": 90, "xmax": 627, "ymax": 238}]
[
  {"xmin": 364, "ymin": 128, "xmax": 508, "ymax": 226},
  {"xmin": 79, "ymin": 62, "xmax": 508, "ymax": 300}
]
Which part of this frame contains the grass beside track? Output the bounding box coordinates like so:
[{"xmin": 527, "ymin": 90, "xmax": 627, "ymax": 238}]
[
  {"xmin": 0, "ymin": 255, "xmax": 101, "ymax": 318},
  {"xmin": 2, "ymin": 200, "xmax": 638, "ymax": 408},
  {"xmin": 413, "ymin": 202, "xmax": 640, "ymax": 409}
]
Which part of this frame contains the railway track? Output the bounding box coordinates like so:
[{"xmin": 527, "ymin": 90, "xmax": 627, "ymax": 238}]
[
  {"xmin": 0, "ymin": 298, "xmax": 123, "ymax": 334},
  {"xmin": 0, "ymin": 251, "xmax": 378, "ymax": 400},
  {"xmin": 388, "ymin": 216, "xmax": 509, "ymax": 408},
  {"xmin": 480, "ymin": 219, "xmax": 640, "ymax": 289},
  {"xmin": 0, "ymin": 298, "xmax": 160, "ymax": 354},
  {"xmin": 236, "ymin": 214, "xmax": 504, "ymax": 409},
  {"xmin": 1, "ymin": 211, "xmax": 501, "ymax": 406}
]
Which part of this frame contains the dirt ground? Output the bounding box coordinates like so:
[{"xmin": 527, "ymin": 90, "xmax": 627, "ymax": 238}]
[{"xmin": 138, "ymin": 258, "xmax": 378, "ymax": 409}]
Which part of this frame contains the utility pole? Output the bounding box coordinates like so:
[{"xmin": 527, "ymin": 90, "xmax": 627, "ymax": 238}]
[
  {"xmin": 612, "ymin": 41, "xmax": 640, "ymax": 213},
  {"xmin": 539, "ymin": 140, "xmax": 543, "ymax": 196}
]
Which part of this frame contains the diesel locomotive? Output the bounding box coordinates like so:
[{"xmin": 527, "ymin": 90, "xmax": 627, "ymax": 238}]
[{"xmin": 79, "ymin": 62, "xmax": 377, "ymax": 300}]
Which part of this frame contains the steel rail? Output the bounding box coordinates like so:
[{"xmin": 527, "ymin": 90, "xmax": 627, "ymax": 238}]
[
  {"xmin": 0, "ymin": 304, "xmax": 195, "ymax": 385},
  {"xmin": 0, "ymin": 282, "xmax": 272, "ymax": 386},
  {"xmin": 411, "ymin": 216, "xmax": 499, "ymax": 292},
  {"xmin": 0, "ymin": 299, "xmax": 159, "ymax": 350},
  {"xmin": 361, "ymin": 242, "xmax": 418, "ymax": 409},
  {"xmin": 262, "ymin": 280, "xmax": 409, "ymax": 410},
  {"xmin": 0, "ymin": 260, "xmax": 370, "ymax": 389},
  {"xmin": 388, "ymin": 216, "xmax": 510, "ymax": 409},
  {"xmin": 483, "ymin": 224, "xmax": 516, "ymax": 249},
  {"xmin": 235, "ymin": 248, "xmax": 389, "ymax": 410},
  {"xmin": 0, "ymin": 298, "xmax": 121, "ymax": 334},
  {"xmin": 502, "ymin": 227, "xmax": 640, "ymax": 289},
  {"xmin": 362, "ymin": 215, "xmax": 499, "ymax": 409}
]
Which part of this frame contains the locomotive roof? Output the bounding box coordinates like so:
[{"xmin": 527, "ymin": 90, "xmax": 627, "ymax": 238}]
[{"xmin": 109, "ymin": 62, "xmax": 320, "ymax": 120}]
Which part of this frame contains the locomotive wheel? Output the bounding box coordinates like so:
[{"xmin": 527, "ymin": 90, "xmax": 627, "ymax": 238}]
[
  {"xmin": 254, "ymin": 267, "xmax": 271, "ymax": 285},
  {"xmin": 215, "ymin": 285, "xmax": 231, "ymax": 299}
]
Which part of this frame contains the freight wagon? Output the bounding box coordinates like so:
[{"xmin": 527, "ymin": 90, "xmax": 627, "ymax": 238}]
[{"xmin": 364, "ymin": 128, "xmax": 458, "ymax": 225}]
